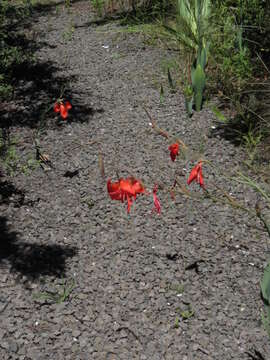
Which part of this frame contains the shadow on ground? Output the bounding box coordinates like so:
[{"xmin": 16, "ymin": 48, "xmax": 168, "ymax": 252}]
[
  {"xmin": 0, "ymin": 181, "xmax": 77, "ymax": 279},
  {"xmin": 246, "ymin": 348, "xmax": 266, "ymax": 360},
  {"xmin": 1, "ymin": 0, "xmax": 103, "ymax": 130},
  {"xmin": 0, "ymin": 215, "xmax": 77, "ymax": 279},
  {"xmin": 73, "ymin": 0, "xmax": 171, "ymax": 29},
  {"xmin": 210, "ymin": 113, "xmax": 257, "ymax": 146}
]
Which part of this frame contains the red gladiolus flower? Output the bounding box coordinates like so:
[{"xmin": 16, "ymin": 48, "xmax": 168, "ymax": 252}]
[
  {"xmin": 152, "ymin": 184, "xmax": 161, "ymax": 214},
  {"xmin": 107, "ymin": 177, "xmax": 145, "ymax": 213},
  {"xmin": 187, "ymin": 161, "xmax": 204, "ymax": 188},
  {"xmin": 168, "ymin": 143, "xmax": 179, "ymax": 162},
  {"xmin": 107, "ymin": 179, "xmax": 122, "ymax": 200},
  {"xmin": 54, "ymin": 101, "xmax": 72, "ymax": 119}
]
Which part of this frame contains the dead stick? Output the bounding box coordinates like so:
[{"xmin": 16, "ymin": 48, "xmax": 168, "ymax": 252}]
[{"xmin": 143, "ymin": 106, "xmax": 187, "ymax": 149}]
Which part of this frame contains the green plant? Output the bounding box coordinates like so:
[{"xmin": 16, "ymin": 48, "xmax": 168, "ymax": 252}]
[
  {"xmin": 165, "ymin": 0, "xmax": 211, "ymax": 114},
  {"xmin": 21, "ymin": 157, "xmax": 41, "ymax": 175},
  {"xmin": 191, "ymin": 59, "xmax": 206, "ymax": 111},
  {"xmin": 170, "ymin": 283, "xmax": 184, "ymax": 294},
  {"xmin": 2, "ymin": 144, "xmax": 18, "ymax": 175},
  {"xmin": 81, "ymin": 195, "xmax": 95, "ymax": 209},
  {"xmin": 62, "ymin": 23, "xmax": 75, "ymax": 42},
  {"xmin": 176, "ymin": 304, "xmax": 194, "ymax": 320},
  {"xmin": 180, "ymin": 308, "xmax": 194, "ymax": 320},
  {"xmin": 90, "ymin": 0, "xmax": 105, "ymax": 17},
  {"xmin": 0, "ymin": 0, "xmax": 34, "ymax": 99},
  {"xmin": 120, "ymin": 0, "xmax": 174, "ymax": 22},
  {"xmin": 159, "ymin": 84, "xmax": 164, "ymax": 104},
  {"xmin": 111, "ymin": 52, "xmax": 123, "ymax": 60},
  {"xmin": 183, "ymin": 84, "xmax": 193, "ymax": 117},
  {"xmin": 208, "ymin": 0, "xmax": 264, "ymax": 100},
  {"xmin": 174, "ymin": 317, "xmax": 180, "ymax": 328},
  {"xmin": 167, "ymin": 0, "xmax": 211, "ymax": 54},
  {"xmin": 0, "ymin": 129, "xmax": 19, "ymax": 175},
  {"xmin": 0, "ymin": 75, "xmax": 12, "ymax": 99},
  {"xmin": 204, "ymin": 2, "xmax": 270, "ymax": 152},
  {"xmin": 233, "ymin": 172, "xmax": 270, "ymax": 205},
  {"xmin": 242, "ymin": 129, "xmax": 262, "ymax": 164},
  {"xmin": 34, "ymin": 278, "xmax": 75, "ymax": 304},
  {"xmin": 211, "ymin": 105, "xmax": 227, "ymax": 123},
  {"xmin": 261, "ymin": 262, "xmax": 270, "ymax": 338}
]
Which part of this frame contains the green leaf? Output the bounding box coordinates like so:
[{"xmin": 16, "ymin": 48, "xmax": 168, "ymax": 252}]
[
  {"xmin": 176, "ymin": 0, "xmax": 211, "ymax": 52},
  {"xmin": 211, "ymin": 106, "xmax": 227, "ymax": 122},
  {"xmin": 198, "ymin": 47, "xmax": 207, "ymax": 70},
  {"xmin": 193, "ymin": 63, "xmax": 206, "ymax": 90},
  {"xmin": 185, "ymin": 97, "xmax": 193, "ymax": 117},
  {"xmin": 192, "ymin": 63, "xmax": 206, "ymax": 111}
]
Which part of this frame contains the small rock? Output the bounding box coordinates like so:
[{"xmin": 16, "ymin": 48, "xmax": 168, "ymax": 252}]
[
  {"xmin": 72, "ymin": 329, "xmax": 81, "ymax": 338},
  {"xmin": 9, "ymin": 340, "xmax": 18, "ymax": 353},
  {"xmin": 1, "ymin": 341, "xmax": 9, "ymax": 350}
]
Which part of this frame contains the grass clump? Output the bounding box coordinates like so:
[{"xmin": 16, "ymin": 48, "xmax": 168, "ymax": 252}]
[{"xmin": 0, "ymin": 0, "xmax": 33, "ymax": 99}]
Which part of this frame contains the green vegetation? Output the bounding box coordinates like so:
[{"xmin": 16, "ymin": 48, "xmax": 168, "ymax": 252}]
[
  {"xmin": 90, "ymin": 0, "xmax": 105, "ymax": 17},
  {"xmin": 0, "ymin": 129, "xmax": 42, "ymax": 176},
  {"xmin": 0, "ymin": 130, "xmax": 19, "ymax": 175},
  {"xmin": 176, "ymin": 304, "xmax": 194, "ymax": 320},
  {"xmin": 261, "ymin": 262, "xmax": 270, "ymax": 338},
  {"xmin": 164, "ymin": 0, "xmax": 211, "ymax": 115},
  {"xmin": 34, "ymin": 277, "xmax": 75, "ymax": 304},
  {"xmin": 208, "ymin": 1, "xmax": 270, "ymax": 152},
  {"xmin": 0, "ymin": 1, "xmax": 32, "ymax": 99},
  {"xmin": 169, "ymin": 283, "xmax": 184, "ymax": 295},
  {"xmin": 62, "ymin": 22, "xmax": 75, "ymax": 42}
]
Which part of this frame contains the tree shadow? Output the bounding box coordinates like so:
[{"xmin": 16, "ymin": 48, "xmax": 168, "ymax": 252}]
[
  {"xmin": 1, "ymin": 0, "xmax": 104, "ymax": 130},
  {"xmin": 209, "ymin": 79, "xmax": 270, "ymax": 148},
  {"xmin": 246, "ymin": 349, "xmax": 266, "ymax": 360},
  {"xmin": 1, "ymin": 53, "xmax": 103, "ymax": 130},
  {"xmin": 0, "ymin": 181, "xmax": 77, "ymax": 279},
  {"xmin": 4, "ymin": 0, "xmax": 88, "ymax": 24},
  {"xmin": 30, "ymin": 0, "xmax": 89, "ymax": 16},
  {"xmin": 0, "ymin": 215, "xmax": 77, "ymax": 279},
  {"xmin": 210, "ymin": 114, "xmax": 256, "ymax": 146},
  {"xmin": 73, "ymin": 0, "xmax": 172, "ymax": 29},
  {"xmin": 0, "ymin": 180, "xmax": 25, "ymax": 207}
]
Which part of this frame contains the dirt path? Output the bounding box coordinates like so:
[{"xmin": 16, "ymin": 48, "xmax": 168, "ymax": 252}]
[{"xmin": 1, "ymin": 1, "xmax": 270, "ymax": 359}]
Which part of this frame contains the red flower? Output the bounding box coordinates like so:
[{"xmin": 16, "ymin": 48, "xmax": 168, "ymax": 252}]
[
  {"xmin": 168, "ymin": 143, "xmax": 179, "ymax": 162},
  {"xmin": 187, "ymin": 161, "xmax": 204, "ymax": 188},
  {"xmin": 107, "ymin": 179, "xmax": 122, "ymax": 200},
  {"xmin": 107, "ymin": 177, "xmax": 145, "ymax": 213},
  {"xmin": 54, "ymin": 101, "xmax": 72, "ymax": 119},
  {"xmin": 152, "ymin": 184, "xmax": 161, "ymax": 214}
]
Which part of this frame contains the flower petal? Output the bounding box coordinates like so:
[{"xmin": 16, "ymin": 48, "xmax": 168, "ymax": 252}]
[
  {"xmin": 127, "ymin": 195, "xmax": 133, "ymax": 213},
  {"xmin": 65, "ymin": 101, "xmax": 72, "ymax": 110},
  {"xmin": 108, "ymin": 176, "xmax": 145, "ymax": 213},
  {"xmin": 152, "ymin": 184, "xmax": 161, "ymax": 214},
  {"xmin": 53, "ymin": 103, "xmax": 60, "ymax": 113},
  {"xmin": 107, "ymin": 179, "xmax": 122, "ymax": 200},
  {"xmin": 198, "ymin": 168, "xmax": 204, "ymax": 188},
  {"xmin": 187, "ymin": 167, "xmax": 198, "ymax": 184},
  {"xmin": 119, "ymin": 178, "xmax": 136, "ymax": 196},
  {"xmin": 188, "ymin": 162, "xmax": 205, "ymax": 188},
  {"xmin": 60, "ymin": 104, "xmax": 68, "ymax": 119},
  {"xmin": 131, "ymin": 180, "xmax": 145, "ymax": 195},
  {"xmin": 168, "ymin": 143, "xmax": 179, "ymax": 162}
]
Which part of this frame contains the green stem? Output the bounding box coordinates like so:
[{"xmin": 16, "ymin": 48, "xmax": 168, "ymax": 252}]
[{"xmin": 257, "ymin": 211, "xmax": 270, "ymax": 239}]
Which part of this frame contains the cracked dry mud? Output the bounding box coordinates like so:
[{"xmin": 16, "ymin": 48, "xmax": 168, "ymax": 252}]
[{"xmin": 1, "ymin": 1, "xmax": 270, "ymax": 359}]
